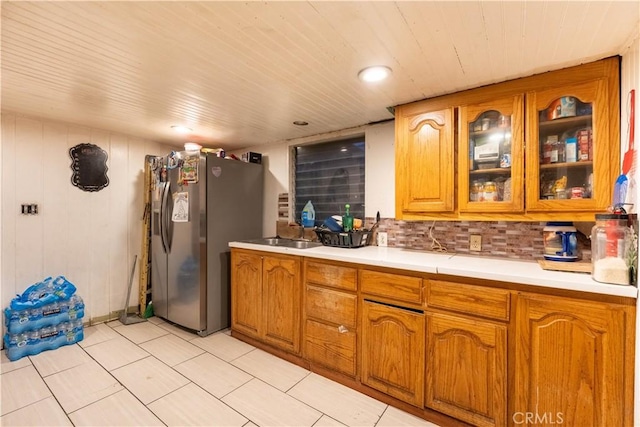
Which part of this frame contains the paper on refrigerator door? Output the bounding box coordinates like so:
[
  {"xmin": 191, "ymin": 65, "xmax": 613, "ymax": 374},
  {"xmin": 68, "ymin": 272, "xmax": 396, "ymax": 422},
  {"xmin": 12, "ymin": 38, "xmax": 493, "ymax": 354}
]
[{"xmin": 172, "ymin": 192, "xmax": 189, "ymax": 222}]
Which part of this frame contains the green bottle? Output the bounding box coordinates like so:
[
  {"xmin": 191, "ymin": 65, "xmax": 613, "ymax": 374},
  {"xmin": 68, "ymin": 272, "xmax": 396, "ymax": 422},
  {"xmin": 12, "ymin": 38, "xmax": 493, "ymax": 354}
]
[{"xmin": 342, "ymin": 204, "xmax": 354, "ymax": 232}]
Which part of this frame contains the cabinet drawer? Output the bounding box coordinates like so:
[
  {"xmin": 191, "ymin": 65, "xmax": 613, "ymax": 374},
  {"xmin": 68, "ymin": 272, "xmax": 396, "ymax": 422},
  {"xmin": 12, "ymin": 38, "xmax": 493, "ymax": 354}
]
[
  {"xmin": 304, "ymin": 319, "xmax": 356, "ymax": 377},
  {"xmin": 426, "ymin": 280, "xmax": 511, "ymax": 321},
  {"xmin": 305, "ymin": 261, "xmax": 357, "ymax": 291},
  {"xmin": 360, "ymin": 270, "xmax": 423, "ymax": 305},
  {"xmin": 305, "ymin": 285, "xmax": 357, "ymax": 328}
]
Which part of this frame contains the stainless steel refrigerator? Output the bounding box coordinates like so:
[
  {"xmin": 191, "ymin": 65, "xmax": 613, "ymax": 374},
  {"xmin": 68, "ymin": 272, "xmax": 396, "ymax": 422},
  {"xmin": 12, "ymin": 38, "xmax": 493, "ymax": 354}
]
[{"xmin": 151, "ymin": 152, "xmax": 263, "ymax": 336}]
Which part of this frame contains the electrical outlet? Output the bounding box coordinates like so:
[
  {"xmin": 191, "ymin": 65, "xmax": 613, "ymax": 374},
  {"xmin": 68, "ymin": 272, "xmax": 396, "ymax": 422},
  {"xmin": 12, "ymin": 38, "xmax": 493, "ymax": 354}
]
[
  {"xmin": 470, "ymin": 235, "xmax": 482, "ymax": 252},
  {"xmin": 377, "ymin": 232, "xmax": 388, "ymax": 247},
  {"xmin": 20, "ymin": 204, "xmax": 39, "ymax": 215}
]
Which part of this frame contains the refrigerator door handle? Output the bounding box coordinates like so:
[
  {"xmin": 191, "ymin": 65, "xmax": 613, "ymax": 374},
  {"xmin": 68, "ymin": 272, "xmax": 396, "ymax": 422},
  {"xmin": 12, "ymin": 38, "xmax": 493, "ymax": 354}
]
[
  {"xmin": 158, "ymin": 182, "xmax": 167, "ymax": 253},
  {"xmin": 162, "ymin": 181, "xmax": 171, "ymax": 253}
]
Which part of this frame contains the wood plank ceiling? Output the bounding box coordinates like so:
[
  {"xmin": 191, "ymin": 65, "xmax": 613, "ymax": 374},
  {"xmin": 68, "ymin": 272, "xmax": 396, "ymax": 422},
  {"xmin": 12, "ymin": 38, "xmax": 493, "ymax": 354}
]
[{"xmin": 2, "ymin": 1, "xmax": 638, "ymax": 150}]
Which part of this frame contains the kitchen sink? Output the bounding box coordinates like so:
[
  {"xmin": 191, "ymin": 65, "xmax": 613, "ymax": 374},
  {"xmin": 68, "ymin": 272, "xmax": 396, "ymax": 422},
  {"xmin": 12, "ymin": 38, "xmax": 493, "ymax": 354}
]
[
  {"xmin": 288, "ymin": 240, "xmax": 322, "ymax": 249},
  {"xmin": 243, "ymin": 237, "xmax": 322, "ymax": 249}
]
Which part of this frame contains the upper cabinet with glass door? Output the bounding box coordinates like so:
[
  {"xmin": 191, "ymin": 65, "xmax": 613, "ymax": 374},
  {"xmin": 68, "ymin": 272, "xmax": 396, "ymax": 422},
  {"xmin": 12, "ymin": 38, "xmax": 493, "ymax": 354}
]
[
  {"xmin": 525, "ymin": 79, "xmax": 612, "ymax": 213},
  {"xmin": 459, "ymin": 95, "xmax": 524, "ymax": 213},
  {"xmin": 395, "ymin": 57, "xmax": 619, "ymax": 221}
]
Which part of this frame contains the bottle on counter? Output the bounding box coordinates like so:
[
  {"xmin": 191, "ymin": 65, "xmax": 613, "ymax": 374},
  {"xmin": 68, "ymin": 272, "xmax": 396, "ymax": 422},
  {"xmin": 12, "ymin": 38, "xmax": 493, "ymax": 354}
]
[
  {"xmin": 342, "ymin": 204, "xmax": 354, "ymax": 232},
  {"xmin": 301, "ymin": 200, "xmax": 315, "ymax": 228}
]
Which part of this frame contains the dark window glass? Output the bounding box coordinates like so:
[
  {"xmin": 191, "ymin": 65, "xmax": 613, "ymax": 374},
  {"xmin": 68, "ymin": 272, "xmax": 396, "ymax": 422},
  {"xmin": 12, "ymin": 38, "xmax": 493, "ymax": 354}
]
[{"xmin": 294, "ymin": 137, "xmax": 365, "ymax": 225}]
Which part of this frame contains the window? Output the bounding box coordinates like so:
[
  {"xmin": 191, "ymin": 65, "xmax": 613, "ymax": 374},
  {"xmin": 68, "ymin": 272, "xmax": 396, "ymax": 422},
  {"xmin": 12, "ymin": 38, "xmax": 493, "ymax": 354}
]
[{"xmin": 293, "ymin": 137, "xmax": 365, "ymax": 225}]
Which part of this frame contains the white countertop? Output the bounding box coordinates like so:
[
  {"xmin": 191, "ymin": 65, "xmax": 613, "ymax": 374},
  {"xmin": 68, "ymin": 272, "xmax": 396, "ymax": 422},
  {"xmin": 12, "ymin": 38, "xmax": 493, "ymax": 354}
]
[{"xmin": 229, "ymin": 242, "xmax": 639, "ymax": 299}]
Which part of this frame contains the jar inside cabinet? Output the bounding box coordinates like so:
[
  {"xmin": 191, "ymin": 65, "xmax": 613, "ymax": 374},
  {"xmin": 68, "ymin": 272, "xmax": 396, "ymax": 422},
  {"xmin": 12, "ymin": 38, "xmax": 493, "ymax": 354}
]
[
  {"xmin": 526, "ymin": 78, "xmax": 612, "ymax": 215},
  {"xmin": 459, "ymin": 95, "xmax": 524, "ymax": 213},
  {"xmin": 537, "ymin": 96, "xmax": 594, "ymax": 201}
]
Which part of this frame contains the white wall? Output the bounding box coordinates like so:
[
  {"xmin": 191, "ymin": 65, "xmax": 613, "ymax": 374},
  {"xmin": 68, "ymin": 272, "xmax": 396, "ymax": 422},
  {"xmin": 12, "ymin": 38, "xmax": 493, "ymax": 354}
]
[
  {"xmin": 249, "ymin": 140, "xmax": 290, "ymax": 237},
  {"xmin": 364, "ymin": 122, "xmax": 396, "ymax": 218},
  {"xmin": 1, "ymin": 113, "xmax": 176, "ymax": 325},
  {"xmin": 619, "ymin": 28, "xmax": 640, "ymax": 427}
]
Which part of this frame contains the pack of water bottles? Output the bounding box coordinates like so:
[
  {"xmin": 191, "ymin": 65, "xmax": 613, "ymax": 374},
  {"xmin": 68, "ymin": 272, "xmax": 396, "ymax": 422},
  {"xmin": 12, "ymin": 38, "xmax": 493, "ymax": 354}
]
[{"xmin": 3, "ymin": 276, "xmax": 84, "ymax": 361}]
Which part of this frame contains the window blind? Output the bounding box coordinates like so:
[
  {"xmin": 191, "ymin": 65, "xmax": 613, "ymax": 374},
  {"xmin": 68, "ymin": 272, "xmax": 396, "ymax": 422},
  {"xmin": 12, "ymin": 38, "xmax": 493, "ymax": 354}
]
[{"xmin": 294, "ymin": 137, "xmax": 365, "ymax": 225}]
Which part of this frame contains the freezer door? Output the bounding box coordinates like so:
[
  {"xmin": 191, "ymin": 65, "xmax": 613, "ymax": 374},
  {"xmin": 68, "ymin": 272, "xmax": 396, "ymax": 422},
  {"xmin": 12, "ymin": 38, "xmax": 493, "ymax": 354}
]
[
  {"xmin": 205, "ymin": 155, "xmax": 263, "ymax": 334},
  {"xmin": 166, "ymin": 158, "xmax": 207, "ymax": 331},
  {"xmin": 150, "ymin": 181, "xmax": 169, "ymax": 319}
]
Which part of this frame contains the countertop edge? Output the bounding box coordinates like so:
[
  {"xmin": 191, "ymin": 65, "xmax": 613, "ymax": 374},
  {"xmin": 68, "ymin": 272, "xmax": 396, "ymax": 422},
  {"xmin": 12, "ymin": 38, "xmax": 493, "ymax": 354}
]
[{"xmin": 229, "ymin": 242, "xmax": 639, "ymax": 299}]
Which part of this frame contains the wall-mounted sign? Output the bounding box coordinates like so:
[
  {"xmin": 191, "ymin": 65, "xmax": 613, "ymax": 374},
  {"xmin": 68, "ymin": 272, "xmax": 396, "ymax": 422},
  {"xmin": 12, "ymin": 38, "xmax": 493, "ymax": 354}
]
[{"xmin": 69, "ymin": 143, "xmax": 109, "ymax": 192}]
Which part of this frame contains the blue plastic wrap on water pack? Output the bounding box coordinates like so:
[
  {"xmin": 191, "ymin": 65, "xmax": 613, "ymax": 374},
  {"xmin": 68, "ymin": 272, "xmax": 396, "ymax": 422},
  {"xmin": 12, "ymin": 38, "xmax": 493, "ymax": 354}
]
[
  {"xmin": 3, "ymin": 276, "xmax": 84, "ymax": 361},
  {"xmin": 10, "ymin": 276, "xmax": 77, "ymax": 310},
  {"xmin": 3, "ymin": 320, "xmax": 84, "ymax": 361},
  {"xmin": 4, "ymin": 295, "xmax": 84, "ymax": 334}
]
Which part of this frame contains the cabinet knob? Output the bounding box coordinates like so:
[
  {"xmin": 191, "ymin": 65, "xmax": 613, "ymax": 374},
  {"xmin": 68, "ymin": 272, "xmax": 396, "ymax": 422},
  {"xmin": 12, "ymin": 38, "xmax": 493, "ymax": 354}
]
[{"xmin": 338, "ymin": 325, "xmax": 348, "ymax": 333}]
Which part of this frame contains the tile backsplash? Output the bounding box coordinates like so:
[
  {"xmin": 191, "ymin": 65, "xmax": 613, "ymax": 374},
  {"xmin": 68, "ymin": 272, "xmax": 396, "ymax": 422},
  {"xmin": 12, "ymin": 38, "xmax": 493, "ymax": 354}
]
[
  {"xmin": 277, "ymin": 218, "xmax": 592, "ymax": 261},
  {"xmin": 367, "ymin": 218, "xmax": 592, "ymax": 261}
]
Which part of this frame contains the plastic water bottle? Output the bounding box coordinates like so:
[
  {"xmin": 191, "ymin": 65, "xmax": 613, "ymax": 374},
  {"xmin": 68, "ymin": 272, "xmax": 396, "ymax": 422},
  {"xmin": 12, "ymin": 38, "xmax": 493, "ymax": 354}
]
[
  {"xmin": 16, "ymin": 333, "xmax": 28, "ymax": 347},
  {"xmin": 72, "ymin": 318, "xmax": 83, "ymax": 333},
  {"xmin": 17, "ymin": 310, "xmax": 29, "ymax": 324},
  {"xmin": 27, "ymin": 290, "xmax": 40, "ymax": 302},
  {"xmin": 29, "ymin": 308, "xmax": 42, "ymax": 322},
  {"xmin": 8, "ymin": 333, "xmax": 18, "ymax": 347},
  {"xmin": 58, "ymin": 299, "xmax": 69, "ymax": 314},
  {"xmin": 28, "ymin": 330, "xmax": 39, "ymax": 345},
  {"xmin": 68, "ymin": 295, "xmax": 82, "ymax": 319},
  {"xmin": 44, "ymin": 279, "xmax": 55, "ymax": 295},
  {"xmin": 61, "ymin": 322, "xmax": 74, "ymax": 342},
  {"xmin": 43, "ymin": 301, "xmax": 59, "ymax": 317}
]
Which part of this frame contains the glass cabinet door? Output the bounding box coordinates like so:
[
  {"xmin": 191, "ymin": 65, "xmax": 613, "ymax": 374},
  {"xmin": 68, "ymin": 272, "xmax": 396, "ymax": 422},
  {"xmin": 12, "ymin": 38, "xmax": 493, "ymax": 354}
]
[
  {"xmin": 526, "ymin": 80, "xmax": 611, "ymax": 212},
  {"xmin": 459, "ymin": 95, "xmax": 524, "ymax": 213}
]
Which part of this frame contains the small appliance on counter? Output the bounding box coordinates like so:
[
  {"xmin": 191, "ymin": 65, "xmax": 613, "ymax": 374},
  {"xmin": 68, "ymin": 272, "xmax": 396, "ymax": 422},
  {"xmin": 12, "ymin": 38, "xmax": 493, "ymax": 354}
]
[{"xmin": 543, "ymin": 222, "xmax": 578, "ymax": 261}]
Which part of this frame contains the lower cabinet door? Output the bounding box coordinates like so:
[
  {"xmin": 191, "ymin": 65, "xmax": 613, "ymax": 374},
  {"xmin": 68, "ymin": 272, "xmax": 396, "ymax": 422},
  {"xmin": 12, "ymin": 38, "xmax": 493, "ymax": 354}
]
[
  {"xmin": 425, "ymin": 312, "xmax": 507, "ymax": 427},
  {"xmin": 514, "ymin": 293, "xmax": 631, "ymax": 427},
  {"xmin": 262, "ymin": 255, "xmax": 301, "ymax": 354},
  {"xmin": 304, "ymin": 319, "xmax": 356, "ymax": 377},
  {"xmin": 231, "ymin": 250, "xmax": 263, "ymax": 339},
  {"xmin": 361, "ymin": 300, "xmax": 425, "ymax": 407}
]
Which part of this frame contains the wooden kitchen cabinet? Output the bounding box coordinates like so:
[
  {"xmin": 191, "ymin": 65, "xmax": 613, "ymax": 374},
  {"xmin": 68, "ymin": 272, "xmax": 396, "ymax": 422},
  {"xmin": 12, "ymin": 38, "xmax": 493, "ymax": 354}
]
[
  {"xmin": 514, "ymin": 293, "xmax": 635, "ymax": 427},
  {"xmin": 303, "ymin": 260, "xmax": 358, "ymax": 377},
  {"xmin": 525, "ymin": 79, "xmax": 615, "ymax": 213},
  {"xmin": 361, "ymin": 299, "xmax": 425, "ymax": 407},
  {"xmin": 360, "ymin": 269, "xmax": 424, "ymax": 305},
  {"xmin": 230, "ymin": 249, "xmax": 262, "ymax": 339},
  {"xmin": 459, "ymin": 95, "xmax": 525, "ymax": 213},
  {"xmin": 231, "ymin": 249, "xmax": 635, "ymax": 427},
  {"xmin": 231, "ymin": 249, "xmax": 301, "ymax": 354},
  {"xmin": 426, "ymin": 279, "xmax": 511, "ymax": 321},
  {"xmin": 425, "ymin": 279, "xmax": 509, "ymax": 427},
  {"xmin": 395, "ymin": 57, "xmax": 620, "ymax": 221},
  {"xmin": 425, "ymin": 312, "xmax": 507, "ymax": 427},
  {"xmin": 395, "ymin": 105, "xmax": 455, "ymax": 215}
]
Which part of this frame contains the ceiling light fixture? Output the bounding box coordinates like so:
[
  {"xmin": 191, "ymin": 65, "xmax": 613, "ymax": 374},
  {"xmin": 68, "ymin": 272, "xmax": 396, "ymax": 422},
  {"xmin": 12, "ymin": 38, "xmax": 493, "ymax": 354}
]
[
  {"xmin": 358, "ymin": 65, "xmax": 392, "ymax": 83},
  {"xmin": 293, "ymin": 121, "xmax": 309, "ymax": 126},
  {"xmin": 184, "ymin": 142, "xmax": 202, "ymax": 152},
  {"xmin": 171, "ymin": 125, "xmax": 192, "ymax": 133}
]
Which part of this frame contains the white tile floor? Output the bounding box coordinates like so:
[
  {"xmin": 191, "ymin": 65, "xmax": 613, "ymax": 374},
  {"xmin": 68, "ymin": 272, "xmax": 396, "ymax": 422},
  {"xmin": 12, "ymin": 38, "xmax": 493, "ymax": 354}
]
[{"xmin": 0, "ymin": 317, "xmax": 439, "ymax": 427}]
